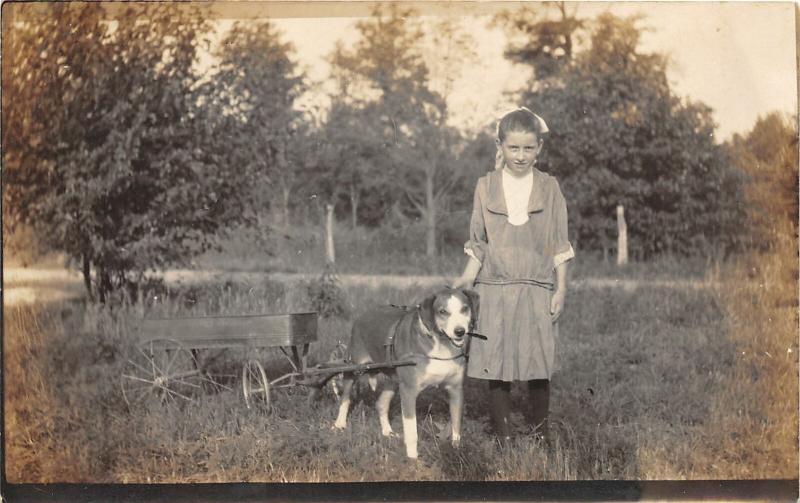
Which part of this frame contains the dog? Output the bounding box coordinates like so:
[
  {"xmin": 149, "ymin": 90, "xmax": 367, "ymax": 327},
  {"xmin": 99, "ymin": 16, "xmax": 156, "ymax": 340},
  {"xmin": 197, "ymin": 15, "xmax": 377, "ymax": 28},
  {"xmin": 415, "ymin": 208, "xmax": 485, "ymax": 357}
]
[{"xmin": 332, "ymin": 288, "xmax": 479, "ymax": 459}]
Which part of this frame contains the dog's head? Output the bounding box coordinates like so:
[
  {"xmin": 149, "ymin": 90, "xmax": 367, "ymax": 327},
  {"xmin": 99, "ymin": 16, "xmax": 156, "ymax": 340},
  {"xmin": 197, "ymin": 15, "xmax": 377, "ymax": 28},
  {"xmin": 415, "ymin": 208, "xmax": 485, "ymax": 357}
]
[{"xmin": 419, "ymin": 288, "xmax": 480, "ymax": 348}]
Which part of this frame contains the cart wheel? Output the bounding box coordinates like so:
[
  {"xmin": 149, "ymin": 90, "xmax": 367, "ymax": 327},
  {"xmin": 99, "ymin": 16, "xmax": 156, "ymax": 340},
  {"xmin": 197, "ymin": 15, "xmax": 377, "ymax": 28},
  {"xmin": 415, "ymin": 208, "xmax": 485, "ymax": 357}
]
[
  {"xmin": 242, "ymin": 359, "xmax": 271, "ymax": 410},
  {"xmin": 121, "ymin": 339, "xmax": 205, "ymax": 407}
]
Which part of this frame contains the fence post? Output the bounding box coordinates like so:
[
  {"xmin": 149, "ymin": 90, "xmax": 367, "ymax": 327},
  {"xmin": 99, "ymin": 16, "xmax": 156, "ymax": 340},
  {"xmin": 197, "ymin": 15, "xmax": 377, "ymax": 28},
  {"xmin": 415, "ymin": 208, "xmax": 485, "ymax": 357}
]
[
  {"xmin": 617, "ymin": 204, "xmax": 628, "ymax": 266},
  {"xmin": 325, "ymin": 204, "xmax": 336, "ymax": 264}
]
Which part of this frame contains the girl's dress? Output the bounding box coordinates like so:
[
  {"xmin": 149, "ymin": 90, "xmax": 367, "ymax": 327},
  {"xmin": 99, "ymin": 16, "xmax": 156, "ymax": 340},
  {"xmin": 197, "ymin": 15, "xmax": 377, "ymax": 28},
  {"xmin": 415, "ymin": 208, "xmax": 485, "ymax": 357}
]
[{"xmin": 464, "ymin": 168, "xmax": 573, "ymax": 382}]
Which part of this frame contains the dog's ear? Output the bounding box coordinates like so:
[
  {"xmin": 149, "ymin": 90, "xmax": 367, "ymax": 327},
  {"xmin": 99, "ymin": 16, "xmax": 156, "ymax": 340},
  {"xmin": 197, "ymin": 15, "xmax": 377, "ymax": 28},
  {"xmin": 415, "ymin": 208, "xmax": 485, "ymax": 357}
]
[
  {"xmin": 463, "ymin": 289, "xmax": 480, "ymax": 331},
  {"xmin": 418, "ymin": 294, "xmax": 437, "ymax": 333}
]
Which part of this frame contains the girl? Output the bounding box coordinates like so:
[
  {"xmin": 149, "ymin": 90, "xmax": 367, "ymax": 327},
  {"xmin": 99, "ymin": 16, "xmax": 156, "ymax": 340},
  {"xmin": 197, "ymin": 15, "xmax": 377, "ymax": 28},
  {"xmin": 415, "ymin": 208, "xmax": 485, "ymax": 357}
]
[{"xmin": 452, "ymin": 107, "xmax": 574, "ymax": 440}]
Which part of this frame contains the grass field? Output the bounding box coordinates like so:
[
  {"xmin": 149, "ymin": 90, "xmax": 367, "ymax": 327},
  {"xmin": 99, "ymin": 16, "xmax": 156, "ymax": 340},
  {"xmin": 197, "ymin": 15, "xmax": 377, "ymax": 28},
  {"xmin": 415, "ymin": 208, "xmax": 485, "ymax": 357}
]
[
  {"xmin": 4, "ymin": 241, "xmax": 797, "ymax": 483},
  {"xmin": 195, "ymin": 223, "xmax": 717, "ymax": 281}
]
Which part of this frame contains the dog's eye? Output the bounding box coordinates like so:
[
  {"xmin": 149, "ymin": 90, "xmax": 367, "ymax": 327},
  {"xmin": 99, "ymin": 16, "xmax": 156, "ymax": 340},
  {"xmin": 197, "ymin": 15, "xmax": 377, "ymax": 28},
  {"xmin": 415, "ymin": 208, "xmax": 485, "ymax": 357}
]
[
  {"xmin": 438, "ymin": 308, "xmax": 447, "ymax": 315},
  {"xmin": 461, "ymin": 306, "xmax": 469, "ymax": 313}
]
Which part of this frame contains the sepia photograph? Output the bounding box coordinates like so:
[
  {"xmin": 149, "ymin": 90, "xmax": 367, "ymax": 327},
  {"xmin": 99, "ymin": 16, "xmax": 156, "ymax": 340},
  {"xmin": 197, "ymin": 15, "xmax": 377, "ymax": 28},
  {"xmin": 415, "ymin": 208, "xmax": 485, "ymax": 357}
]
[{"xmin": 2, "ymin": 0, "xmax": 797, "ymax": 496}]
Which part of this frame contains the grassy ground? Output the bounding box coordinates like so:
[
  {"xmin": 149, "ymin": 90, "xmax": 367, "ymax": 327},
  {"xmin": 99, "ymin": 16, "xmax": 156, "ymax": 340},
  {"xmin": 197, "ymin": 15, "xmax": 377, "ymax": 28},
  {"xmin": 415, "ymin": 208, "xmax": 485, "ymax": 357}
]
[
  {"xmin": 4, "ymin": 246, "xmax": 797, "ymax": 482},
  {"xmin": 197, "ymin": 223, "xmax": 714, "ymax": 280}
]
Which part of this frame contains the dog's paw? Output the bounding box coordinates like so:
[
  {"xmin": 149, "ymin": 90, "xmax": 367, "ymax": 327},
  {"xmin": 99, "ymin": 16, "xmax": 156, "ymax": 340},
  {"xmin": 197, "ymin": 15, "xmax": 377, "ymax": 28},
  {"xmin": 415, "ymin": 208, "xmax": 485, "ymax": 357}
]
[
  {"xmin": 332, "ymin": 420, "xmax": 347, "ymax": 430},
  {"xmin": 381, "ymin": 429, "xmax": 398, "ymax": 438},
  {"xmin": 451, "ymin": 435, "xmax": 461, "ymax": 449}
]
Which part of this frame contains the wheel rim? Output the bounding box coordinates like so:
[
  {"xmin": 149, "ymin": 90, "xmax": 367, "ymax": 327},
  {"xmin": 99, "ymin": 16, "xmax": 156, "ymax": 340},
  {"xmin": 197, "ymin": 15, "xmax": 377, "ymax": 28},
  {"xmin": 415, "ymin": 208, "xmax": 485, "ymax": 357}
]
[{"xmin": 242, "ymin": 359, "xmax": 271, "ymax": 410}]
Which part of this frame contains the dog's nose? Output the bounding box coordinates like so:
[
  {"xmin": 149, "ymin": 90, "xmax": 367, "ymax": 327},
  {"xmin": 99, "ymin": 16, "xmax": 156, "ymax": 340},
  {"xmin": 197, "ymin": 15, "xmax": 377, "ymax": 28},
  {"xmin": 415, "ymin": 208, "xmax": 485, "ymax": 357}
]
[{"xmin": 454, "ymin": 327, "xmax": 466, "ymax": 337}]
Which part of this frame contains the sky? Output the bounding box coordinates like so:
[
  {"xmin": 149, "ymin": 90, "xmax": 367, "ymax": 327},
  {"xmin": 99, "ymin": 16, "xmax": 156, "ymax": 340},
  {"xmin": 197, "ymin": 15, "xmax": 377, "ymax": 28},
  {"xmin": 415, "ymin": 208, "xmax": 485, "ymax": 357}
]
[{"xmin": 210, "ymin": 1, "xmax": 796, "ymax": 142}]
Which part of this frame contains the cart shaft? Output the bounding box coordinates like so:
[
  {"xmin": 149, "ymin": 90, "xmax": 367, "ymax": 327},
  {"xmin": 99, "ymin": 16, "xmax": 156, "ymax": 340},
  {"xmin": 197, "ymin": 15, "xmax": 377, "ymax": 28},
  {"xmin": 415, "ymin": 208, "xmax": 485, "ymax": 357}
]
[{"xmin": 302, "ymin": 359, "xmax": 417, "ymax": 377}]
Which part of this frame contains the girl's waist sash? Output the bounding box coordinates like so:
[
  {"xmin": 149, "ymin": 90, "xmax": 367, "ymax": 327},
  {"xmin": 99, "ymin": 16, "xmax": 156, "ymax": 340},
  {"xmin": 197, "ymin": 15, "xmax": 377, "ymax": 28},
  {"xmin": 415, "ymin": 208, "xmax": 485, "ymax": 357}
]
[{"xmin": 475, "ymin": 277, "xmax": 554, "ymax": 290}]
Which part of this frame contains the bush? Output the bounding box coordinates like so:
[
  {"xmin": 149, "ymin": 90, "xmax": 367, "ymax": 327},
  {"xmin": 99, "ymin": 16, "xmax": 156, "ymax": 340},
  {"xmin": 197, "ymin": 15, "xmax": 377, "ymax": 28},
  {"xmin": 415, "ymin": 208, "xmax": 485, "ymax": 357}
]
[{"xmin": 305, "ymin": 265, "xmax": 350, "ymax": 319}]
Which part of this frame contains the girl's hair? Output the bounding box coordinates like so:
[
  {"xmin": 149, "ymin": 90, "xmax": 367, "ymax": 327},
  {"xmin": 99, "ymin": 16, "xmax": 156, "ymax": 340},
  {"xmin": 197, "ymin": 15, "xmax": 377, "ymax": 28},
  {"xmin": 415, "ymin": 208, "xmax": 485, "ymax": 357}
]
[{"xmin": 496, "ymin": 108, "xmax": 549, "ymax": 143}]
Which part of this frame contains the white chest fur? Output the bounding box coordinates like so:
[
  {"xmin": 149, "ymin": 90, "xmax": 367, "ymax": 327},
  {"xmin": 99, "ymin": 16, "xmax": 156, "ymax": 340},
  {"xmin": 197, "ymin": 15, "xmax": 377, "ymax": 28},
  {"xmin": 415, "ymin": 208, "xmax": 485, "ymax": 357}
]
[{"xmin": 416, "ymin": 332, "xmax": 464, "ymax": 389}]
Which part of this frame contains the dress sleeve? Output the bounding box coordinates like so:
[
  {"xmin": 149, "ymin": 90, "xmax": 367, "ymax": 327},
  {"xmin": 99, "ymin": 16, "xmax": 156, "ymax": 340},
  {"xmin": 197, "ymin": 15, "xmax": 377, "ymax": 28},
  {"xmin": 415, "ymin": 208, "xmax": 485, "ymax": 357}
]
[
  {"xmin": 464, "ymin": 179, "xmax": 488, "ymax": 264},
  {"xmin": 553, "ymin": 179, "xmax": 575, "ymax": 268}
]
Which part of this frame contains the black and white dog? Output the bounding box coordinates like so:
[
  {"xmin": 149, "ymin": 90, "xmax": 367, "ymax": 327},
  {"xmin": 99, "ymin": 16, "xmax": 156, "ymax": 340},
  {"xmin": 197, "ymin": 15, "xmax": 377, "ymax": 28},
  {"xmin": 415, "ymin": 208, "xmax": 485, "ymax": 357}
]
[{"xmin": 333, "ymin": 288, "xmax": 479, "ymax": 459}]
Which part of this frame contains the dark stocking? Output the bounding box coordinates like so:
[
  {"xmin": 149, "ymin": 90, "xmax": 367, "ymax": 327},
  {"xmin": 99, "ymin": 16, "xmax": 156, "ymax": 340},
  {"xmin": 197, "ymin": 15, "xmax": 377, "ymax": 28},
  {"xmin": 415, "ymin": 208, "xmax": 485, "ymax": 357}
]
[
  {"xmin": 527, "ymin": 379, "xmax": 550, "ymax": 436},
  {"xmin": 488, "ymin": 380, "xmax": 512, "ymax": 438}
]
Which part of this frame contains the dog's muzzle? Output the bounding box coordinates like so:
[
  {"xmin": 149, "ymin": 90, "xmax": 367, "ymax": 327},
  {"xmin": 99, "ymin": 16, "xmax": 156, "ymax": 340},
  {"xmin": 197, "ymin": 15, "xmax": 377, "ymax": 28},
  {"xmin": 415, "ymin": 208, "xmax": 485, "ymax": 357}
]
[{"xmin": 450, "ymin": 327, "xmax": 467, "ymax": 347}]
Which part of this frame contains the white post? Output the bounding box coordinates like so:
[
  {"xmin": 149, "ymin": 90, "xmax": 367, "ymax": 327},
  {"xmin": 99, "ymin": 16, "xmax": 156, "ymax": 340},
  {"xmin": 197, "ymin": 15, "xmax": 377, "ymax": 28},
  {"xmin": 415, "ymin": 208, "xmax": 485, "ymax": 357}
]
[
  {"xmin": 617, "ymin": 204, "xmax": 628, "ymax": 266},
  {"xmin": 325, "ymin": 204, "xmax": 336, "ymax": 264}
]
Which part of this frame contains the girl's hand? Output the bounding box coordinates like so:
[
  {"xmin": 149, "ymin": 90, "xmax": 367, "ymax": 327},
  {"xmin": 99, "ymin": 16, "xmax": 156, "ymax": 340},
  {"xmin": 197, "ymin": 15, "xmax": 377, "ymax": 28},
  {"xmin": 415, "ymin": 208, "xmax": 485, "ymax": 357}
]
[{"xmin": 550, "ymin": 288, "xmax": 566, "ymax": 322}]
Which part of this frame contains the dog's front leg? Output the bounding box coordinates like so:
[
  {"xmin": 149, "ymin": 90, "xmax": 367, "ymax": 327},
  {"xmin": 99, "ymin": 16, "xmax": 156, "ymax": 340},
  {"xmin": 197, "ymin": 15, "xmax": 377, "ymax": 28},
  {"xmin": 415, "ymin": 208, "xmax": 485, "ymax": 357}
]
[
  {"xmin": 333, "ymin": 374, "xmax": 354, "ymax": 429},
  {"xmin": 399, "ymin": 386, "xmax": 419, "ymax": 459},
  {"xmin": 445, "ymin": 382, "xmax": 463, "ymax": 448}
]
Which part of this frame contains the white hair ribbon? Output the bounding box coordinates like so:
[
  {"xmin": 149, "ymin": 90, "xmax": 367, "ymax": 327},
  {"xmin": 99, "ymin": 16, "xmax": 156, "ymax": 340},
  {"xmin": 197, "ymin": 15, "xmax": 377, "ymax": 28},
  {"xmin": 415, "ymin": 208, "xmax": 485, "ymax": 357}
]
[{"xmin": 494, "ymin": 106, "xmax": 549, "ymax": 139}]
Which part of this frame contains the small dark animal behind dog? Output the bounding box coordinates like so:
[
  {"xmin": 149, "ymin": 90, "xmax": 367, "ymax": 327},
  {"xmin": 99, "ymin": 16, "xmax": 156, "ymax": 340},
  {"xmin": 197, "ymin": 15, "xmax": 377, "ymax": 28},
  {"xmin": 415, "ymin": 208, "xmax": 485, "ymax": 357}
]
[{"xmin": 333, "ymin": 288, "xmax": 479, "ymax": 459}]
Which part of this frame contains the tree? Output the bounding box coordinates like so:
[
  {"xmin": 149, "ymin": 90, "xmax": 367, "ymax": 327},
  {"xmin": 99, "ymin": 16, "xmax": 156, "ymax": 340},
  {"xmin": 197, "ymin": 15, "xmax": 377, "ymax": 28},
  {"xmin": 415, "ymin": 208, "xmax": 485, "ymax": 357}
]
[
  {"xmin": 325, "ymin": 5, "xmax": 475, "ymax": 256},
  {"xmin": 730, "ymin": 112, "xmax": 798, "ymax": 249},
  {"xmin": 308, "ymin": 102, "xmax": 392, "ymax": 229},
  {"xmin": 497, "ymin": 9, "xmax": 745, "ymax": 257},
  {"xmin": 213, "ymin": 21, "xmax": 306, "ymax": 231},
  {"xmin": 3, "ymin": 3, "xmax": 249, "ymax": 301},
  {"xmin": 495, "ymin": 1, "xmax": 583, "ymax": 84}
]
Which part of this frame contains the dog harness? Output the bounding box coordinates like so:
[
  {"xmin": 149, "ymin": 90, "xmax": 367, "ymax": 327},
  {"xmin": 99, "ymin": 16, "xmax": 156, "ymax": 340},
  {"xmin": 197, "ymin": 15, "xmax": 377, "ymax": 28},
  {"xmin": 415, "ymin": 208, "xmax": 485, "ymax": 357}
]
[{"xmin": 383, "ymin": 304, "xmax": 466, "ymax": 364}]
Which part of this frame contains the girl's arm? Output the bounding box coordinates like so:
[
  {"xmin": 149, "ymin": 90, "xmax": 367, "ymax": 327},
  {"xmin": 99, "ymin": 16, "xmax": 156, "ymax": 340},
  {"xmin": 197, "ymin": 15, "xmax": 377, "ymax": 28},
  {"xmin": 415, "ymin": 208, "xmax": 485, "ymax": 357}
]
[
  {"xmin": 453, "ymin": 180, "xmax": 487, "ymax": 289},
  {"xmin": 453, "ymin": 256, "xmax": 481, "ymax": 289},
  {"xmin": 551, "ymin": 179, "xmax": 573, "ymax": 322},
  {"xmin": 550, "ymin": 260, "xmax": 568, "ymax": 322}
]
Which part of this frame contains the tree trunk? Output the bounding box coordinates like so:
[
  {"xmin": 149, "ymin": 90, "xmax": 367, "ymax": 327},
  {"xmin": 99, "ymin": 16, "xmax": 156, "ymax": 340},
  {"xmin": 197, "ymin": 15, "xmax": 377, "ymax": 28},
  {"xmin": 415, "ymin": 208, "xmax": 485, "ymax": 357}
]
[
  {"xmin": 281, "ymin": 184, "xmax": 291, "ymax": 229},
  {"xmin": 616, "ymin": 204, "xmax": 628, "ymax": 266},
  {"xmin": 425, "ymin": 167, "xmax": 437, "ymax": 257},
  {"xmin": 97, "ymin": 265, "xmax": 112, "ymax": 304},
  {"xmin": 325, "ymin": 204, "xmax": 336, "ymax": 264},
  {"xmin": 275, "ymin": 137, "xmax": 292, "ymax": 230},
  {"xmin": 82, "ymin": 253, "xmax": 95, "ymax": 302}
]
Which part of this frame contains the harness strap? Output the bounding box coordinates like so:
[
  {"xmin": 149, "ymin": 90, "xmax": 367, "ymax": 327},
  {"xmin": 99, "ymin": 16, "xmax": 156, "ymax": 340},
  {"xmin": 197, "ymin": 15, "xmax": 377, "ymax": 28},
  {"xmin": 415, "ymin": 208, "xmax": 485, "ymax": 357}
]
[
  {"xmin": 389, "ymin": 303, "xmax": 417, "ymax": 311},
  {"xmin": 383, "ymin": 305, "xmax": 467, "ymax": 363},
  {"xmin": 384, "ymin": 317, "xmax": 403, "ymax": 364}
]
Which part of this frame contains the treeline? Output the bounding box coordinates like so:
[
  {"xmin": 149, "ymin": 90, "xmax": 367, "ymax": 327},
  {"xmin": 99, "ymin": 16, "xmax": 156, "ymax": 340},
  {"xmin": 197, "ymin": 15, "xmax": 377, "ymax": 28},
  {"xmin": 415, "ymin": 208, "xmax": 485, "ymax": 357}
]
[{"xmin": 3, "ymin": 3, "xmax": 796, "ymax": 300}]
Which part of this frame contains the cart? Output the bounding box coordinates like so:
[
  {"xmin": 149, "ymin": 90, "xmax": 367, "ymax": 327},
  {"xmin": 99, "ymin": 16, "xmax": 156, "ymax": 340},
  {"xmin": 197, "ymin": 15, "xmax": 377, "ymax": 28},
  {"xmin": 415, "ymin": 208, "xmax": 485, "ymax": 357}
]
[{"xmin": 120, "ymin": 312, "xmax": 417, "ymax": 409}]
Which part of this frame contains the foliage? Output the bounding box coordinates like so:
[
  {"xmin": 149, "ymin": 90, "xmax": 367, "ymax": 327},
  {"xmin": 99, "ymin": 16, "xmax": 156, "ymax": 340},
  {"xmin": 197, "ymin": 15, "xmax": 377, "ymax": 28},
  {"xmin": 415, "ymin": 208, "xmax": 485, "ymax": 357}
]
[
  {"xmin": 2, "ymin": 4, "xmax": 263, "ymax": 301},
  {"xmin": 2, "ymin": 224, "xmax": 54, "ymax": 267},
  {"xmin": 317, "ymin": 5, "xmax": 477, "ymax": 256},
  {"xmin": 495, "ymin": 2, "xmax": 584, "ymax": 84},
  {"xmin": 728, "ymin": 112, "xmax": 798, "ymax": 249},
  {"xmin": 305, "ymin": 265, "xmax": 350, "ymax": 319},
  {"xmin": 212, "ymin": 21, "xmax": 306, "ymax": 231},
  {"xmin": 306, "ymin": 102, "xmax": 394, "ymax": 228},
  {"xmin": 495, "ymin": 7, "xmax": 746, "ymax": 257}
]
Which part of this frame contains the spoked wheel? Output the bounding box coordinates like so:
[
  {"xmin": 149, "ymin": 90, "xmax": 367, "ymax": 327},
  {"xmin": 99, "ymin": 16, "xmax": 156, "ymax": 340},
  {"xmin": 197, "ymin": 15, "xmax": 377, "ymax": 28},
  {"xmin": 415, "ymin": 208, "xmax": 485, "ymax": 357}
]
[
  {"xmin": 121, "ymin": 339, "xmax": 210, "ymax": 407},
  {"xmin": 242, "ymin": 359, "xmax": 271, "ymax": 410}
]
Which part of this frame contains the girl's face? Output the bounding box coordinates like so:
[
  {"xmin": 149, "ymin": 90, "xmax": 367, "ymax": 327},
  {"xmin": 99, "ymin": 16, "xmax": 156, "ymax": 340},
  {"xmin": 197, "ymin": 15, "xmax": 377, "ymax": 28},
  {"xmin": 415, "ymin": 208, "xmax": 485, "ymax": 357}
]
[{"xmin": 497, "ymin": 130, "xmax": 542, "ymax": 176}]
